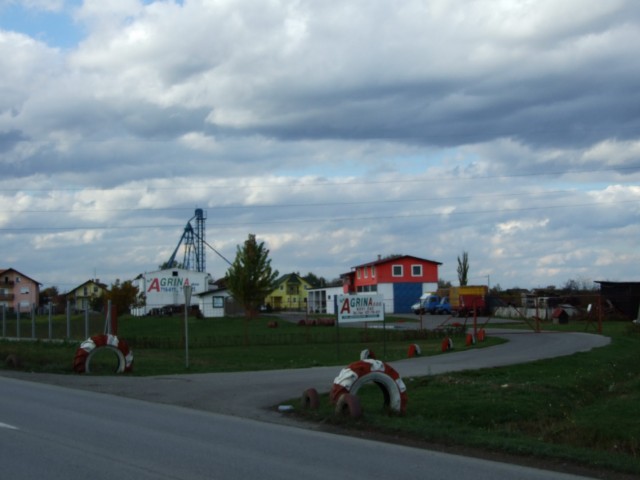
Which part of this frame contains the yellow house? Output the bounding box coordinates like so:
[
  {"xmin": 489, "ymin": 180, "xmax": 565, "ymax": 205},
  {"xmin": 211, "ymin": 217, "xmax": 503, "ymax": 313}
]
[
  {"xmin": 265, "ymin": 273, "xmax": 313, "ymax": 311},
  {"xmin": 66, "ymin": 279, "xmax": 109, "ymax": 312}
]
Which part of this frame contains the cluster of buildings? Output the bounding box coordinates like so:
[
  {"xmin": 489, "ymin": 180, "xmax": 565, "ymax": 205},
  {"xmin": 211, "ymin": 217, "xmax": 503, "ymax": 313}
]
[
  {"xmin": 1, "ymin": 254, "xmax": 442, "ymax": 318},
  {"xmin": 3, "ymin": 256, "xmax": 639, "ymax": 320}
]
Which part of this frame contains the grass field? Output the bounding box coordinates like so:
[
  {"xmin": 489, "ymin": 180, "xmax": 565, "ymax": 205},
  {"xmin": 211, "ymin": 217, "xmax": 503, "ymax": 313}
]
[
  {"xmin": 1, "ymin": 313, "xmax": 638, "ymax": 476},
  {"xmin": 0, "ymin": 313, "xmax": 478, "ymax": 374},
  {"xmin": 295, "ymin": 321, "xmax": 640, "ymax": 477}
]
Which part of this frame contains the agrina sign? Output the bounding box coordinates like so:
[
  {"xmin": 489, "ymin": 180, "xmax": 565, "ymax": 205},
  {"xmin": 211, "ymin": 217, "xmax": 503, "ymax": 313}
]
[{"xmin": 337, "ymin": 294, "xmax": 385, "ymax": 323}]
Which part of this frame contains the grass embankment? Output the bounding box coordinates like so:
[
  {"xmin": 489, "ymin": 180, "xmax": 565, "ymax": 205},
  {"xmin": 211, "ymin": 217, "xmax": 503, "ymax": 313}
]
[
  {"xmin": 296, "ymin": 321, "xmax": 640, "ymax": 477},
  {"xmin": 0, "ymin": 313, "xmax": 482, "ymax": 374}
]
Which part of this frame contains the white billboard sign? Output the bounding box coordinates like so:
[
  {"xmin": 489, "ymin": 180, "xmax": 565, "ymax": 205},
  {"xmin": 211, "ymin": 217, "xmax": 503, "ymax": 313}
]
[{"xmin": 337, "ymin": 294, "xmax": 385, "ymax": 323}]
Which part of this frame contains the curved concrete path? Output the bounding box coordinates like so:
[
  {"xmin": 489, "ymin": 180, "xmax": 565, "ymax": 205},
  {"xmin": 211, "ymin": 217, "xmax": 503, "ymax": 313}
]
[{"xmin": 0, "ymin": 329, "xmax": 610, "ymax": 425}]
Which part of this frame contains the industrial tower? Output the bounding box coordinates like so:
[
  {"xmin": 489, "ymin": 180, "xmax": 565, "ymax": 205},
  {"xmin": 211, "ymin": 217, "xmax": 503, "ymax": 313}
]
[{"xmin": 166, "ymin": 209, "xmax": 207, "ymax": 272}]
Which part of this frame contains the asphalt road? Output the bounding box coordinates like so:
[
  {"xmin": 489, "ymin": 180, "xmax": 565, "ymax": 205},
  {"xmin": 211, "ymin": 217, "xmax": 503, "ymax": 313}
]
[{"xmin": 1, "ymin": 376, "xmax": 599, "ymax": 480}]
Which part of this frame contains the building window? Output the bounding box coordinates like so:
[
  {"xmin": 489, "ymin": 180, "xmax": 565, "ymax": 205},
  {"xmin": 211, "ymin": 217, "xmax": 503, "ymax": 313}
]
[
  {"xmin": 364, "ymin": 267, "xmax": 368, "ymax": 278},
  {"xmin": 357, "ymin": 269, "xmax": 361, "ymax": 279},
  {"xmin": 392, "ymin": 265, "xmax": 403, "ymax": 277},
  {"xmin": 411, "ymin": 265, "xmax": 423, "ymax": 277},
  {"xmin": 212, "ymin": 296, "xmax": 224, "ymax": 308},
  {"xmin": 20, "ymin": 287, "xmax": 30, "ymax": 294},
  {"xmin": 372, "ymin": 266, "xmax": 375, "ymax": 278}
]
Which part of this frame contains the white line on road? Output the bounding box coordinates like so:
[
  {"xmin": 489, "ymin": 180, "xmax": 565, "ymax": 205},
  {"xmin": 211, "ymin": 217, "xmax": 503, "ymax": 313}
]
[{"xmin": 0, "ymin": 422, "xmax": 19, "ymax": 430}]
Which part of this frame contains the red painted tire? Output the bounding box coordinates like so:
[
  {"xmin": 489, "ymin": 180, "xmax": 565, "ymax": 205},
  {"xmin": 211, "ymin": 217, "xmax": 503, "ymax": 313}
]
[
  {"xmin": 441, "ymin": 337, "xmax": 454, "ymax": 352},
  {"xmin": 73, "ymin": 334, "xmax": 134, "ymax": 374},
  {"xmin": 465, "ymin": 333, "xmax": 476, "ymax": 346},
  {"xmin": 407, "ymin": 343, "xmax": 421, "ymax": 358},
  {"xmin": 335, "ymin": 393, "xmax": 362, "ymax": 418},
  {"xmin": 330, "ymin": 359, "xmax": 408, "ymax": 415},
  {"xmin": 478, "ymin": 329, "xmax": 486, "ymax": 341},
  {"xmin": 301, "ymin": 388, "xmax": 320, "ymax": 410}
]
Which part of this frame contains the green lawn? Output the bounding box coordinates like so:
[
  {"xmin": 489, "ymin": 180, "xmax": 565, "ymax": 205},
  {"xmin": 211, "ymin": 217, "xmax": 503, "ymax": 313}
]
[
  {"xmin": 296, "ymin": 321, "xmax": 640, "ymax": 476},
  {"xmin": 0, "ymin": 313, "xmax": 478, "ymax": 374}
]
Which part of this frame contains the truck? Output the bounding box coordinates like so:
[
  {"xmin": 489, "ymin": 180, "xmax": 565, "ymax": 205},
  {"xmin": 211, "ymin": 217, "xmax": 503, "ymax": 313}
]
[
  {"xmin": 411, "ymin": 293, "xmax": 441, "ymax": 315},
  {"xmin": 448, "ymin": 285, "xmax": 489, "ymax": 316}
]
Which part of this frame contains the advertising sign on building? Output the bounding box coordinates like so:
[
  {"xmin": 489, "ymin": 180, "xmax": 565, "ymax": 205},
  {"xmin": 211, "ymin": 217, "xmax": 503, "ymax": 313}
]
[{"xmin": 337, "ymin": 294, "xmax": 385, "ymax": 323}]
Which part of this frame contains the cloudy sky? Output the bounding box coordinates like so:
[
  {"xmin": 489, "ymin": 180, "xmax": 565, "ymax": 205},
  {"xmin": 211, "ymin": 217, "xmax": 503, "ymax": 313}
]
[{"xmin": 1, "ymin": 0, "xmax": 639, "ymax": 293}]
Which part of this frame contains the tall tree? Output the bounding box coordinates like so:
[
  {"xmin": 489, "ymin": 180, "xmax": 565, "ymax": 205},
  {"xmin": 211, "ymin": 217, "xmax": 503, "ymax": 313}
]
[
  {"xmin": 226, "ymin": 234, "xmax": 279, "ymax": 318},
  {"xmin": 457, "ymin": 251, "xmax": 469, "ymax": 286}
]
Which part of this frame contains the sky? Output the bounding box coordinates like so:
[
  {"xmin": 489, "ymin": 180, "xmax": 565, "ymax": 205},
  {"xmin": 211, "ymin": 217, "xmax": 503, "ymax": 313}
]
[{"xmin": 1, "ymin": 0, "xmax": 639, "ymax": 293}]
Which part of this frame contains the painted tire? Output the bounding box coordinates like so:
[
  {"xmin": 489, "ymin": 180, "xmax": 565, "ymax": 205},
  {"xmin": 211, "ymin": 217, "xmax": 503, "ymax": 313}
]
[
  {"xmin": 301, "ymin": 388, "xmax": 320, "ymax": 410},
  {"xmin": 73, "ymin": 334, "xmax": 134, "ymax": 374},
  {"xmin": 465, "ymin": 333, "xmax": 476, "ymax": 346},
  {"xmin": 335, "ymin": 393, "xmax": 362, "ymax": 418},
  {"xmin": 441, "ymin": 337, "xmax": 454, "ymax": 352},
  {"xmin": 478, "ymin": 329, "xmax": 486, "ymax": 341},
  {"xmin": 330, "ymin": 359, "xmax": 408, "ymax": 415},
  {"xmin": 407, "ymin": 343, "xmax": 421, "ymax": 358}
]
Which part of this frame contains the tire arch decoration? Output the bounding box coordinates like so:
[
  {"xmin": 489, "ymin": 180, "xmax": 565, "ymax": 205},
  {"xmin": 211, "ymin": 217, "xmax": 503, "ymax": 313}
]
[
  {"xmin": 73, "ymin": 334, "xmax": 134, "ymax": 374},
  {"xmin": 329, "ymin": 359, "xmax": 408, "ymax": 415}
]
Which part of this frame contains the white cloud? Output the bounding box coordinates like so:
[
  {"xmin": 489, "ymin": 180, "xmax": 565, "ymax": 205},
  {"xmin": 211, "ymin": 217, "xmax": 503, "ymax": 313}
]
[{"xmin": 1, "ymin": 0, "xmax": 640, "ymax": 290}]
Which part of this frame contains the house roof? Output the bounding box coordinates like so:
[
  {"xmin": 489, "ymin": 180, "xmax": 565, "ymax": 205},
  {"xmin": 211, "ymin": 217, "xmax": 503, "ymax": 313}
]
[
  {"xmin": 350, "ymin": 255, "xmax": 442, "ymax": 269},
  {"xmin": 67, "ymin": 279, "xmax": 109, "ymax": 294},
  {"xmin": 0, "ymin": 268, "xmax": 42, "ymax": 285},
  {"xmin": 275, "ymin": 272, "xmax": 305, "ymax": 285}
]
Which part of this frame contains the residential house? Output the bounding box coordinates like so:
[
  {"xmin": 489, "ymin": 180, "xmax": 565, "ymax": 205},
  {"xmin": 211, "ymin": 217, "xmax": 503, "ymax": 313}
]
[
  {"xmin": 341, "ymin": 255, "xmax": 441, "ymax": 314},
  {"xmin": 0, "ymin": 268, "xmax": 41, "ymax": 313},
  {"xmin": 66, "ymin": 279, "xmax": 109, "ymax": 312},
  {"xmin": 264, "ymin": 273, "xmax": 313, "ymax": 311}
]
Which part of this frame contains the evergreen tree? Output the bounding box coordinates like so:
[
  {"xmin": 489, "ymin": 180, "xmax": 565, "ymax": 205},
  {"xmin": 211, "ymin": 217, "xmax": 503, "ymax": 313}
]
[{"xmin": 226, "ymin": 234, "xmax": 279, "ymax": 317}]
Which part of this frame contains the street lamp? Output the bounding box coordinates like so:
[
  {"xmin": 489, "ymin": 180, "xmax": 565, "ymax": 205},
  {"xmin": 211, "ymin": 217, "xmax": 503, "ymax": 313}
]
[{"xmin": 183, "ymin": 284, "xmax": 192, "ymax": 368}]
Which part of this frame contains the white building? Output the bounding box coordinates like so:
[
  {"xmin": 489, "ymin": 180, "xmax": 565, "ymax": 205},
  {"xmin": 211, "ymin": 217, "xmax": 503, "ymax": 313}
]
[
  {"xmin": 307, "ymin": 286, "xmax": 345, "ymax": 314},
  {"xmin": 132, "ymin": 268, "xmax": 213, "ymax": 316}
]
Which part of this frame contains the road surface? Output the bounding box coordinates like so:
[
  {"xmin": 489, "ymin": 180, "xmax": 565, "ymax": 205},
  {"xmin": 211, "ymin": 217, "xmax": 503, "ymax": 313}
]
[{"xmin": 1, "ymin": 376, "xmax": 598, "ymax": 480}]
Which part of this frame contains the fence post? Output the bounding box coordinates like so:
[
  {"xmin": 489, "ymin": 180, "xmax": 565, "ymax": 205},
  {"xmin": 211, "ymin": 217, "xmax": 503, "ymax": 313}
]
[
  {"xmin": 17, "ymin": 308, "xmax": 21, "ymax": 338},
  {"xmin": 66, "ymin": 301, "xmax": 71, "ymax": 339},
  {"xmin": 31, "ymin": 304, "xmax": 36, "ymax": 339},
  {"xmin": 48, "ymin": 301, "xmax": 53, "ymax": 340},
  {"xmin": 2, "ymin": 304, "xmax": 5, "ymax": 337},
  {"xmin": 84, "ymin": 306, "xmax": 89, "ymax": 338}
]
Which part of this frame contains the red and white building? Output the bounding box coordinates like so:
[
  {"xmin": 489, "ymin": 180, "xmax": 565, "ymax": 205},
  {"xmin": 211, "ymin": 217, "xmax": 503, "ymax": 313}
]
[{"xmin": 308, "ymin": 255, "xmax": 441, "ymax": 315}]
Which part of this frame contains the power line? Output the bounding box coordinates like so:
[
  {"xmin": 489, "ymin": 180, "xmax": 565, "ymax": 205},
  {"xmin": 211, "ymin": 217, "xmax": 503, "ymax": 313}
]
[
  {"xmin": 0, "ymin": 198, "xmax": 636, "ymax": 233},
  {"xmin": 0, "ymin": 164, "xmax": 638, "ymax": 194},
  {"xmin": 2, "ymin": 189, "xmax": 579, "ymax": 214}
]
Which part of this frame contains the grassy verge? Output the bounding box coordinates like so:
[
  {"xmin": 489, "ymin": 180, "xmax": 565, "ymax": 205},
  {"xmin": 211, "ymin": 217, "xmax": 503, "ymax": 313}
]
[
  {"xmin": 294, "ymin": 321, "xmax": 640, "ymax": 477},
  {"xmin": 0, "ymin": 314, "xmax": 491, "ymax": 374}
]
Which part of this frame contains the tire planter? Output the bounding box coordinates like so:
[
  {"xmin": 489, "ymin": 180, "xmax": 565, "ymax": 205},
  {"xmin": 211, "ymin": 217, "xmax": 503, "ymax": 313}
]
[
  {"xmin": 73, "ymin": 334, "xmax": 134, "ymax": 374},
  {"xmin": 301, "ymin": 388, "xmax": 320, "ymax": 410},
  {"xmin": 330, "ymin": 359, "xmax": 408, "ymax": 415},
  {"xmin": 407, "ymin": 343, "xmax": 421, "ymax": 358},
  {"xmin": 335, "ymin": 393, "xmax": 362, "ymax": 418},
  {"xmin": 441, "ymin": 336, "xmax": 454, "ymax": 352}
]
